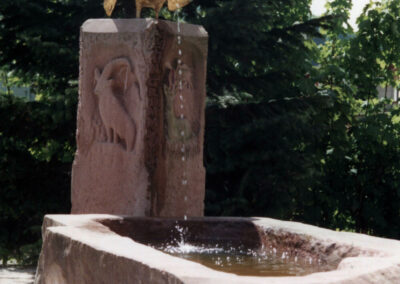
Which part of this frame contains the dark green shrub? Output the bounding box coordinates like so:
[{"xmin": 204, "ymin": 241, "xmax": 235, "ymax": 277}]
[{"xmin": 0, "ymin": 94, "xmax": 74, "ymax": 265}]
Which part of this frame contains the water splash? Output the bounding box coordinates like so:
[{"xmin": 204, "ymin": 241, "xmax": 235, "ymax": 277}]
[{"xmin": 153, "ymin": 223, "xmax": 331, "ymax": 277}]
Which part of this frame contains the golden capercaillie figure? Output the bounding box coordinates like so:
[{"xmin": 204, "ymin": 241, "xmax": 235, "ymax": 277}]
[{"xmin": 104, "ymin": 0, "xmax": 191, "ymax": 18}]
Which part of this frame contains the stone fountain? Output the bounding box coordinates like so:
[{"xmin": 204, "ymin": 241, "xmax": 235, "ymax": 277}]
[
  {"xmin": 34, "ymin": 18, "xmax": 400, "ymax": 284},
  {"xmin": 70, "ymin": 18, "xmax": 206, "ymax": 217}
]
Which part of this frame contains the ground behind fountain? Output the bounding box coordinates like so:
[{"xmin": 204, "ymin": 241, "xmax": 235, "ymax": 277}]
[{"xmin": 0, "ymin": 266, "xmax": 35, "ymax": 284}]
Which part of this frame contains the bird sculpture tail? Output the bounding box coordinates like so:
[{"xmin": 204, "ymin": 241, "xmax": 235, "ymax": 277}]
[
  {"xmin": 104, "ymin": 0, "xmax": 117, "ymax": 16},
  {"xmin": 103, "ymin": 0, "xmax": 191, "ymax": 17},
  {"xmin": 167, "ymin": 0, "xmax": 192, "ymax": 11}
]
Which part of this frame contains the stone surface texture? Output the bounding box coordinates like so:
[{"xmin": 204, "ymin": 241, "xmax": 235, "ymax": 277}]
[
  {"xmin": 71, "ymin": 19, "xmax": 208, "ymax": 217},
  {"xmin": 35, "ymin": 215, "xmax": 400, "ymax": 284}
]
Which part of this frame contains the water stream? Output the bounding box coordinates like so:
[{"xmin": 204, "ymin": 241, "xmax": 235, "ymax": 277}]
[{"xmin": 175, "ymin": 5, "xmax": 188, "ymax": 220}]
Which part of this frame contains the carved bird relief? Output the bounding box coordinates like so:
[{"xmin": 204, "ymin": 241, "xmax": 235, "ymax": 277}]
[
  {"xmin": 94, "ymin": 58, "xmax": 137, "ymax": 151},
  {"xmin": 104, "ymin": 0, "xmax": 191, "ymax": 18}
]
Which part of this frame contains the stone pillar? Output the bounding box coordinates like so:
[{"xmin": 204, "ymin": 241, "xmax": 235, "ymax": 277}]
[{"xmin": 71, "ymin": 19, "xmax": 208, "ymax": 217}]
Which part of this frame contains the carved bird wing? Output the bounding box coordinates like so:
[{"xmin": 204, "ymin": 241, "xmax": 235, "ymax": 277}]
[
  {"xmin": 104, "ymin": 0, "xmax": 117, "ymax": 16},
  {"xmin": 167, "ymin": 0, "xmax": 192, "ymax": 11}
]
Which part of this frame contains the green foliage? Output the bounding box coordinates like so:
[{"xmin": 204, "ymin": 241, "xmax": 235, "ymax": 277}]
[
  {"xmin": 314, "ymin": 0, "xmax": 400, "ymax": 236},
  {"xmin": 322, "ymin": 100, "xmax": 400, "ymax": 236},
  {"xmin": 347, "ymin": 1, "xmax": 400, "ymax": 100},
  {"xmin": 204, "ymin": 0, "xmax": 400, "ymax": 240},
  {"xmin": 201, "ymin": 0, "xmax": 340, "ymax": 225},
  {"xmin": 0, "ymin": 0, "xmax": 91, "ymax": 263},
  {"xmin": 191, "ymin": 0, "xmax": 331, "ymax": 101},
  {"xmin": 0, "ymin": 93, "xmax": 75, "ymax": 265},
  {"xmin": 205, "ymin": 95, "xmax": 333, "ymax": 219}
]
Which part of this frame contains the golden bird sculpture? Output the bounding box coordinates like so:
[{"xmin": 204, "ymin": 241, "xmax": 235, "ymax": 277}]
[{"xmin": 104, "ymin": 0, "xmax": 191, "ymax": 19}]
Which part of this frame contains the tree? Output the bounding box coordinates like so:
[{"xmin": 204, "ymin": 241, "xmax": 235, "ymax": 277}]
[{"xmin": 317, "ymin": 0, "xmax": 400, "ymax": 237}]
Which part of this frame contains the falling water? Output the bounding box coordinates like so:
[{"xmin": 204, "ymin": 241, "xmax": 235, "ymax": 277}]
[{"xmin": 175, "ymin": 4, "xmax": 188, "ymax": 221}]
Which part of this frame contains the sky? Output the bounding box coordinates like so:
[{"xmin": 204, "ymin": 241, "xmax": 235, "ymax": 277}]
[{"xmin": 311, "ymin": 0, "xmax": 379, "ymax": 30}]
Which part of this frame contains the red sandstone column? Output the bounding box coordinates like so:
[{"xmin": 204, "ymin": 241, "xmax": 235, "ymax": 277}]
[{"xmin": 71, "ymin": 19, "xmax": 208, "ymax": 217}]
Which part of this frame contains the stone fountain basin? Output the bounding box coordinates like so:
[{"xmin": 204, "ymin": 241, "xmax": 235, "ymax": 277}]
[{"xmin": 35, "ymin": 215, "xmax": 400, "ymax": 284}]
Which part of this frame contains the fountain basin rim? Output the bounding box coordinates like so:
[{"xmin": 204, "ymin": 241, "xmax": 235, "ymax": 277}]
[{"xmin": 36, "ymin": 215, "xmax": 400, "ymax": 284}]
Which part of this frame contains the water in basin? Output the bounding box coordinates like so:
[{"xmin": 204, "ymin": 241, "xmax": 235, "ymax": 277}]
[
  {"xmin": 100, "ymin": 218, "xmax": 338, "ymax": 277},
  {"xmin": 158, "ymin": 244, "xmax": 325, "ymax": 277},
  {"xmin": 152, "ymin": 224, "xmax": 334, "ymax": 277}
]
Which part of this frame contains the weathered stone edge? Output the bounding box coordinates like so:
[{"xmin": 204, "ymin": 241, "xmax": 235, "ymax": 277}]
[{"xmin": 81, "ymin": 19, "xmax": 208, "ymax": 38}]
